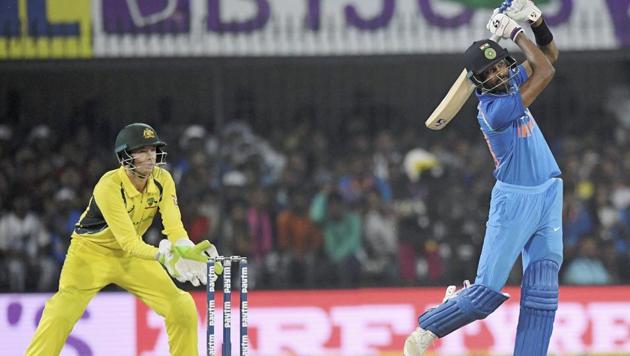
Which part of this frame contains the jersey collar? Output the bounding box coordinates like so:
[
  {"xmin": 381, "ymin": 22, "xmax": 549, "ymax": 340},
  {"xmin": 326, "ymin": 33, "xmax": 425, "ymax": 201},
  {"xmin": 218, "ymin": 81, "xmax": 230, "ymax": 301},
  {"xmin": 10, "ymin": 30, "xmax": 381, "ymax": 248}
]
[{"xmin": 117, "ymin": 166, "xmax": 159, "ymax": 197}]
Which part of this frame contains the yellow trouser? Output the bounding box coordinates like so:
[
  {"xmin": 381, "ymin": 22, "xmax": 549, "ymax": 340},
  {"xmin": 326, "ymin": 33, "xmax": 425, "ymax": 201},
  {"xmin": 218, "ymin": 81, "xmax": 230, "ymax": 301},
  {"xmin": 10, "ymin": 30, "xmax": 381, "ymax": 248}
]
[{"xmin": 26, "ymin": 238, "xmax": 198, "ymax": 356}]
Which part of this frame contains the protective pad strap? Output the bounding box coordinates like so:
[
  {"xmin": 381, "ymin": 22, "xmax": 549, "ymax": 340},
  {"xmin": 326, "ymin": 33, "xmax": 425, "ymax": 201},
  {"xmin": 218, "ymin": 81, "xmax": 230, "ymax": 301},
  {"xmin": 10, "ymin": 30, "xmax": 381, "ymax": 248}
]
[
  {"xmin": 419, "ymin": 284, "xmax": 508, "ymax": 338},
  {"xmin": 514, "ymin": 259, "xmax": 559, "ymax": 356}
]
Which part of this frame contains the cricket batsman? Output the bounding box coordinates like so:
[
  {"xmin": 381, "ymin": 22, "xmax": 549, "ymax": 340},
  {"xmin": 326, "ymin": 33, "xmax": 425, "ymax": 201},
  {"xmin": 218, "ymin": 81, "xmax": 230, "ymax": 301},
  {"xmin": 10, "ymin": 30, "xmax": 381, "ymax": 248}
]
[
  {"xmin": 26, "ymin": 123, "xmax": 222, "ymax": 355},
  {"xmin": 405, "ymin": 1, "xmax": 562, "ymax": 355}
]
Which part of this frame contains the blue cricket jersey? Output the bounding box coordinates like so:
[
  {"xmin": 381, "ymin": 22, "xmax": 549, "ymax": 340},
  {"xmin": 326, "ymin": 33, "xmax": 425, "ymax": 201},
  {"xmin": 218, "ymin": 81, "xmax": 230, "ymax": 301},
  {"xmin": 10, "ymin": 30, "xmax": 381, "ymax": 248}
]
[{"xmin": 475, "ymin": 64, "xmax": 561, "ymax": 186}]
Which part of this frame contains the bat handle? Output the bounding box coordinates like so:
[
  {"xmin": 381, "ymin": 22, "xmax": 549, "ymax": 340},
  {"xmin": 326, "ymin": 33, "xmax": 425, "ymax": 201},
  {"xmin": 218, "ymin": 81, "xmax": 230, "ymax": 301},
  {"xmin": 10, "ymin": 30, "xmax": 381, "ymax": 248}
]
[
  {"xmin": 499, "ymin": 0, "xmax": 512, "ymax": 13},
  {"xmin": 489, "ymin": 0, "xmax": 511, "ymax": 43}
]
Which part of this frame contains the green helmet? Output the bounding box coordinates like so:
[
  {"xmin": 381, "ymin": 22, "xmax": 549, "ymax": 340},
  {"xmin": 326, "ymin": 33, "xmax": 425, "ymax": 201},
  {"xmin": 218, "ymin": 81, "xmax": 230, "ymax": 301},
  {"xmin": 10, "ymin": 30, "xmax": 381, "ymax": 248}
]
[{"xmin": 114, "ymin": 123, "xmax": 167, "ymax": 166}]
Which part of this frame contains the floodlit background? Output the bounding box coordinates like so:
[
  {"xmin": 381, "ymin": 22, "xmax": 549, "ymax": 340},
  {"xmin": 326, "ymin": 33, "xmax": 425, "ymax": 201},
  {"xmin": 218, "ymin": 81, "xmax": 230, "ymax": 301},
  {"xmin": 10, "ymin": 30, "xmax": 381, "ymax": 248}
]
[{"xmin": 1, "ymin": 0, "xmax": 630, "ymax": 355}]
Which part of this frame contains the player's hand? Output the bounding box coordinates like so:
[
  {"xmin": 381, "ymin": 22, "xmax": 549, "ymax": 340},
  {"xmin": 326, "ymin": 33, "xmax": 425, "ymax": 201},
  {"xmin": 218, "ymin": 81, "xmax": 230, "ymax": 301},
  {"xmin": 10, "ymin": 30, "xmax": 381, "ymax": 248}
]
[
  {"xmin": 202, "ymin": 241, "xmax": 223, "ymax": 276},
  {"xmin": 173, "ymin": 239, "xmax": 223, "ymax": 286},
  {"xmin": 505, "ymin": 0, "xmax": 541, "ymax": 24},
  {"xmin": 157, "ymin": 239, "xmax": 190, "ymax": 283},
  {"xmin": 173, "ymin": 239, "xmax": 223, "ymax": 274},
  {"xmin": 487, "ymin": 13, "xmax": 524, "ymax": 41}
]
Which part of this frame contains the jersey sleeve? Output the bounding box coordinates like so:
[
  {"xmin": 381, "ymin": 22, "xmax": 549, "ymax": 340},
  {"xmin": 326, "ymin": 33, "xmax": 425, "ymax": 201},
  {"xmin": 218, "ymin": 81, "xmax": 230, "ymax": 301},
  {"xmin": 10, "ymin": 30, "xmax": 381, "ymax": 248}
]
[
  {"xmin": 513, "ymin": 64, "xmax": 529, "ymax": 87},
  {"xmin": 479, "ymin": 91, "xmax": 526, "ymax": 130},
  {"xmin": 157, "ymin": 169, "xmax": 189, "ymax": 241},
  {"xmin": 93, "ymin": 180, "xmax": 159, "ymax": 259}
]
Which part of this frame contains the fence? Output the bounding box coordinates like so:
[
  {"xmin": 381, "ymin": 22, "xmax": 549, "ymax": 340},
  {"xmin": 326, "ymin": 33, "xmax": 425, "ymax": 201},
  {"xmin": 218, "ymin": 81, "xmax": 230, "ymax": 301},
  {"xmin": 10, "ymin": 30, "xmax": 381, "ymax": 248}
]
[{"xmin": 1, "ymin": 51, "xmax": 628, "ymax": 139}]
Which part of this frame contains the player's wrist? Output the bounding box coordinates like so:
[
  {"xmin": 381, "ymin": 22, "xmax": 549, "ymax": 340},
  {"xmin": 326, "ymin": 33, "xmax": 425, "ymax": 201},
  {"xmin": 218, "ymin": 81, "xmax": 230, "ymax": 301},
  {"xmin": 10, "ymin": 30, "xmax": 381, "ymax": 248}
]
[
  {"xmin": 531, "ymin": 17, "xmax": 553, "ymax": 46},
  {"xmin": 529, "ymin": 17, "xmax": 543, "ymax": 27},
  {"xmin": 510, "ymin": 27, "xmax": 524, "ymax": 41}
]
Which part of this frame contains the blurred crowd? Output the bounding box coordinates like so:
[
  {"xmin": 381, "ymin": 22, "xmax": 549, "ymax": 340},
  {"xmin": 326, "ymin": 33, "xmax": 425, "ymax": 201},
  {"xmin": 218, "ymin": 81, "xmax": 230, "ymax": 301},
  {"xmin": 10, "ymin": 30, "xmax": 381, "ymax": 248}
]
[{"xmin": 1, "ymin": 95, "xmax": 630, "ymax": 292}]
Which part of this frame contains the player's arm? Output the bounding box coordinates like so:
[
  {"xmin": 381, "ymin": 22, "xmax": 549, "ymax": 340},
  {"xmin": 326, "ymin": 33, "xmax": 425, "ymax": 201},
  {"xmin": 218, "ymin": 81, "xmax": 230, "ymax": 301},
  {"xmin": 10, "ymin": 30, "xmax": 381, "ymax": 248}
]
[
  {"xmin": 532, "ymin": 17, "xmax": 558, "ymax": 65},
  {"xmin": 156, "ymin": 169, "xmax": 224, "ymax": 280},
  {"xmin": 520, "ymin": 17, "xmax": 558, "ymax": 77},
  {"xmin": 487, "ymin": 12, "xmax": 554, "ymax": 108},
  {"xmin": 513, "ymin": 33, "xmax": 554, "ymax": 107},
  {"xmin": 155, "ymin": 169, "xmax": 189, "ymax": 242},
  {"xmin": 505, "ymin": 1, "xmax": 558, "ymax": 73}
]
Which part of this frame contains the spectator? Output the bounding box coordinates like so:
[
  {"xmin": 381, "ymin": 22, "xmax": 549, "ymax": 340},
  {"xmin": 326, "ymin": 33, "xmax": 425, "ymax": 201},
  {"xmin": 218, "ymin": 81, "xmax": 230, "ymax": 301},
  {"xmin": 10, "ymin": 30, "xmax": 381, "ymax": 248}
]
[
  {"xmin": 310, "ymin": 189, "xmax": 362, "ymax": 287},
  {"xmin": 246, "ymin": 188, "xmax": 275, "ymax": 286},
  {"xmin": 0, "ymin": 196, "xmax": 57, "ymax": 291},
  {"xmin": 563, "ymin": 237, "xmax": 611, "ymax": 285},
  {"xmin": 276, "ymin": 190, "xmax": 323, "ymax": 287},
  {"xmin": 338, "ymin": 153, "xmax": 392, "ymax": 204},
  {"xmin": 359, "ymin": 190, "xmax": 398, "ymax": 285}
]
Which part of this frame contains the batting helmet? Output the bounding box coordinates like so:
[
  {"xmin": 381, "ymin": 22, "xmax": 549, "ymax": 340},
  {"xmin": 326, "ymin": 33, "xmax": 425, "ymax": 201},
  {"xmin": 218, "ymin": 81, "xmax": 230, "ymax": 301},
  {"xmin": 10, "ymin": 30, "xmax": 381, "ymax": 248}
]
[
  {"xmin": 114, "ymin": 123, "xmax": 167, "ymax": 166},
  {"xmin": 464, "ymin": 39, "xmax": 516, "ymax": 91}
]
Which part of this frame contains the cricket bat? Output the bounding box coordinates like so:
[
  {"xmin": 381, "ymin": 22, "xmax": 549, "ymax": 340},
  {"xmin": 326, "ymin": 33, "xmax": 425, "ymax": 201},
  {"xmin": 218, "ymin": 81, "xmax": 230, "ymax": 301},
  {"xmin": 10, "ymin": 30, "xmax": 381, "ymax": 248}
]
[
  {"xmin": 425, "ymin": 1, "xmax": 512, "ymax": 130},
  {"xmin": 425, "ymin": 34, "xmax": 501, "ymax": 130},
  {"xmin": 424, "ymin": 68, "xmax": 477, "ymax": 130}
]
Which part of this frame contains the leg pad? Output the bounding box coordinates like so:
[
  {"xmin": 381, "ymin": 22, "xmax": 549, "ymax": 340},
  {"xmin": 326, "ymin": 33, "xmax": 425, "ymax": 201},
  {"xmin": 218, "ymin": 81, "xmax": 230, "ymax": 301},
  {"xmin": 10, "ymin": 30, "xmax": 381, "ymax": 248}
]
[
  {"xmin": 514, "ymin": 259, "xmax": 559, "ymax": 356},
  {"xmin": 419, "ymin": 284, "xmax": 508, "ymax": 337}
]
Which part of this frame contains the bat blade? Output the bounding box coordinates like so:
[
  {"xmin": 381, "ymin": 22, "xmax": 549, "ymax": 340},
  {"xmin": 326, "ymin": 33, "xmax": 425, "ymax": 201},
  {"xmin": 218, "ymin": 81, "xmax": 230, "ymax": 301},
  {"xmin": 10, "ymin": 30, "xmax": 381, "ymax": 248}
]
[
  {"xmin": 424, "ymin": 22, "xmax": 502, "ymax": 130},
  {"xmin": 425, "ymin": 69, "xmax": 475, "ymax": 130}
]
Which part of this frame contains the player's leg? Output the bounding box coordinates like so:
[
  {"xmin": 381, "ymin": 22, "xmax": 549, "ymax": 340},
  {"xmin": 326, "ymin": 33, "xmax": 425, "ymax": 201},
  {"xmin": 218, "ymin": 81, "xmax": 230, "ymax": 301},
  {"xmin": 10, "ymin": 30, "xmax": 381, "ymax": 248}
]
[
  {"xmin": 116, "ymin": 257, "xmax": 199, "ymax": 356},
  {"xmin": 26, "ymin": 239, "xmax": 108, "ymax": 355},
  {"xmin": 405, "ymin": 186, "xmax": 536, "ymax": 355},
  {"xmin": 404, "ymin": 279, "xmax": 510, "ymax": 356},
  {"xmin": 514, "ymin": 178, "xmax": 563, "ymax": 356}
]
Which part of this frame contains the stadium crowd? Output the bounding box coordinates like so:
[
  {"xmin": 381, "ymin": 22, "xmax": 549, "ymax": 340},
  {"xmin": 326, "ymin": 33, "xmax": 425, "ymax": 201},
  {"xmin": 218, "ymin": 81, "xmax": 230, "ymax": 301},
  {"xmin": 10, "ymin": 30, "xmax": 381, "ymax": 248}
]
[{"xmin": 1, "ymin": 97, "xmax": 630, "ymax": 292}]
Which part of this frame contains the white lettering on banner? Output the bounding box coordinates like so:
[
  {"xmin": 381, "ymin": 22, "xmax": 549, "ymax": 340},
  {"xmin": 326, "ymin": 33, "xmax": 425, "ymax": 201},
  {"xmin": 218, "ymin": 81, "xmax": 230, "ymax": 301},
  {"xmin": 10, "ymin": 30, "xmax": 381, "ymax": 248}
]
[
  {"xmin": 439, "ymin": 305, "xmax": 517, "ymax": 354},
  {"xmin": 435, "ymin": 304, "xmax": 518, "ymax": 354},
  {"xmin": 0, "ymin": 294, "xmax": 135, "ymax": 356},
  {"xmin": 253, "ymin": 307, "xmax": 331, "ymax": 355},
  {"xmin": 484, "ymin": 304, "xmax": 519, "ymax": 354},
  {"xmin": 589, "ymin": 303, "xmax": 630, "ymax": 352},
  {"xmin": 551, "ymin": 303, "xmax": 589, "ymax": 354},
  {"xmin": 330, "ymin": 305, "xmax": 415, "ymax": 354},
  {"xmin": 438, "ymin": 321, "xmax": 480, "ymax": 354},
  {"xmin": 92, "ymin": 0, "xmax": 623, "ymax": 57},
  {"xmin": 5, "ymin": 293, "xmax": 630, "ymax": 354}
]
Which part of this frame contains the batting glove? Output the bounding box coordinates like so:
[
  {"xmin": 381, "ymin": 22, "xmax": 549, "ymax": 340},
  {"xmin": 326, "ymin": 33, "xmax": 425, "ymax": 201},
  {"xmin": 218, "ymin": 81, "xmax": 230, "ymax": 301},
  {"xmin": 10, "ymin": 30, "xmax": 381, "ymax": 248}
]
[
  {"xmin": 506, "ymin": 0, "xmax": 541, "ymax": 24},
  {"xmin": 487, "ymin": 13, "xmax": 524, "ymax": 41}
]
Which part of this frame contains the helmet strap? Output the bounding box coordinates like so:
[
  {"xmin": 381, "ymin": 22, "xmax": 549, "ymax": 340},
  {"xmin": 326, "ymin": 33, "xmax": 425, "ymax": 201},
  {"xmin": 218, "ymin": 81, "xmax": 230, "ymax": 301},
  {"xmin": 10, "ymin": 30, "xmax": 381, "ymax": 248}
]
[
  {"xmin": 118, "ymin": 147, "xmax": 167, "ymax": 180},
  {"xmin": 476, "ymin": 57, "xmax": 519, "ymax": 94}
]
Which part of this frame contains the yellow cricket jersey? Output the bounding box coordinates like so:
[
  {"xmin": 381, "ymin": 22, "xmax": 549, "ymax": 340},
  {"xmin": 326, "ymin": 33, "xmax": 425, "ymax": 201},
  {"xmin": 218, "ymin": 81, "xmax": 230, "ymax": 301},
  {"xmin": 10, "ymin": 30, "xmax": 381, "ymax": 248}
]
[{"xmin": 72, "ymin": 166, "xmax": 188, "ymax": 260}]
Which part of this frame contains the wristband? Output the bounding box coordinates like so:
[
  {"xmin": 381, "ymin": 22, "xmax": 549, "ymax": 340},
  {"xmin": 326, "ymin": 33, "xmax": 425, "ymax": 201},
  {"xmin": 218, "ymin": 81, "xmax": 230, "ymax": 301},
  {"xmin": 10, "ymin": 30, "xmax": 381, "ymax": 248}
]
[
  {"xmin": 532, "ymin": 18, "xmax": 553, "ymax": 46},
  {"xmin": 511, "ymin": 27, "xmax": 524, "ymax": 41}
]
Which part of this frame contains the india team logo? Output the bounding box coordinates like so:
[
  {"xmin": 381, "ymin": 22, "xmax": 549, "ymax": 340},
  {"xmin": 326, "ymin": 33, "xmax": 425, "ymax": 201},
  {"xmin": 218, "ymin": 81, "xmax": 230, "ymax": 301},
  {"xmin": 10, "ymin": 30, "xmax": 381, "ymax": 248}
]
[{"xmin": 484, "ymin": 48, "xmax": 496, "ymax": 60}]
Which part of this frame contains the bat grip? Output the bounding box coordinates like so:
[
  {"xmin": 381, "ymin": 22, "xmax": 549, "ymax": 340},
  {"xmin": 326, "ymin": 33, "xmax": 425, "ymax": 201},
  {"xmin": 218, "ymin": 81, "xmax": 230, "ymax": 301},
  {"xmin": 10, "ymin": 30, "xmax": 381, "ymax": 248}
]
[{"xmin": 490, "ymin": 0, "xmax": 511, "ymax": 43}]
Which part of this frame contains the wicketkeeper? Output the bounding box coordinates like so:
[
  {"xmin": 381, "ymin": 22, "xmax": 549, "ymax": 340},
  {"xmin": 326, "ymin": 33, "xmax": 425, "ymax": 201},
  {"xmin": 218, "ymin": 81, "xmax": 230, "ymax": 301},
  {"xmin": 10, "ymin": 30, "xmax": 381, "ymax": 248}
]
[{"xmin": 26, "ymin": 123, "xmax": 223, "ymax": 356}]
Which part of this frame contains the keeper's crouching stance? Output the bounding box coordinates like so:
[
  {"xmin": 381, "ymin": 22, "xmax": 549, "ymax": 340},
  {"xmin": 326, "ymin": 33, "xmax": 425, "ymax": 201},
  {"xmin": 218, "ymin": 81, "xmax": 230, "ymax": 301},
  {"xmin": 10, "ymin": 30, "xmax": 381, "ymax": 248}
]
[
  {"xmin": 405, "ymin": 1, "xmax": 562, "ymax": 355},
  {"xmin": 26, "ymin": 123, "xmax": 223, "ymax": 356}
]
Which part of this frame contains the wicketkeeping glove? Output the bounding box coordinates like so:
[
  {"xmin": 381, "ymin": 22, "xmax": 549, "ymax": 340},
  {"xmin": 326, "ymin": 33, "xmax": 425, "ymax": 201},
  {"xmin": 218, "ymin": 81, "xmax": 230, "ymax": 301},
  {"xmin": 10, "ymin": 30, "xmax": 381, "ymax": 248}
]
[
  {"xmin": 157, "ymin": 239, "xmax": 190, "ymax": 283},
  {"xmin": 158, "ymin": 239, "xmax": 224, "ymax": 286},
  {"xmin": 505, "ymin": 0, "xmax": 542, "ymax": 23},
  {"xmin": 173, "ymin": 239, "xmax": 223, "ymax": 286},
  {"xmin": 487, "ymin": 13, "xmax": 524, "ymax": 41}
]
